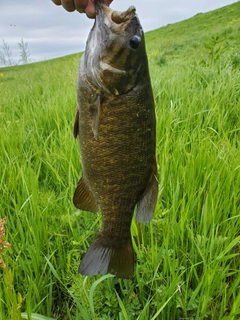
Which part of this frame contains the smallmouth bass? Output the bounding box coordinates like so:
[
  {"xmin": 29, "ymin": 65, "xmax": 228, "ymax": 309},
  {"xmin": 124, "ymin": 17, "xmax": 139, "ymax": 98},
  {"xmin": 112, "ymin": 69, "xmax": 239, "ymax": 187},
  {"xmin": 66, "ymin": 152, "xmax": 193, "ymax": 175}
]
[{"xmin": 73, "ymin": 0, "xmax": 158, "ymax": 279}]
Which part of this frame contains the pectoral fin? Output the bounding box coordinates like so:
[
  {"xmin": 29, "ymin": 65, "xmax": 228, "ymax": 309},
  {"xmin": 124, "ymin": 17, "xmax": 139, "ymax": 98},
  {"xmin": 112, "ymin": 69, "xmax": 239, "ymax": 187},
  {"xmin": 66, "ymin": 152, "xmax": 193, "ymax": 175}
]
[
  {"xmin": 73, "ymin": 106, "xmax": 79, "ymax": 139},
  {"xmin": 136, "ymin": 162, "xmax": 158, "ymax": 223},
  {"xmin": 73, "ymin": 177, "xmax": 98, "ymax": 213},
  {"xmin": 89, "ymin": 94, "xmax": 101, "ymax": 140}
]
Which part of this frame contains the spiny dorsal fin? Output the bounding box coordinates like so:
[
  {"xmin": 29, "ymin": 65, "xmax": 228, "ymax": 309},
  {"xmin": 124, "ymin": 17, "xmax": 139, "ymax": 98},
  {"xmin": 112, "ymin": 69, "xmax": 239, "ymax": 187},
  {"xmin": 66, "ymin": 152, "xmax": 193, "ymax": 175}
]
[
  {"xmin": 79, "ymin": 234, "xmax": 134, "ymax": 279},
  {"xmin": 73, "ymin": 106, "xmax": 79, "ymax": 139},
  {"xmin": 136, "ymin": 161, "xmax": 158, "ymax": 223},
  {"xmin": 73, "ymin": 177, "xmax": 98, "ymax": 212}
]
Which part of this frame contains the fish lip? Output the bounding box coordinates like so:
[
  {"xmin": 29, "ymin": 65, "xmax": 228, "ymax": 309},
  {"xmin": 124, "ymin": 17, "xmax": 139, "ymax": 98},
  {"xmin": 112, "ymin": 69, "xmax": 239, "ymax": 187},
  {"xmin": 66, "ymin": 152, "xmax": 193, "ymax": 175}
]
[
  {"xmin": 111, "ymin": 6, "xmax": 136, "ymax": 25},
  {"xmin": 95, "ymin": 2, "xmax": 137, "ymax": 31}
]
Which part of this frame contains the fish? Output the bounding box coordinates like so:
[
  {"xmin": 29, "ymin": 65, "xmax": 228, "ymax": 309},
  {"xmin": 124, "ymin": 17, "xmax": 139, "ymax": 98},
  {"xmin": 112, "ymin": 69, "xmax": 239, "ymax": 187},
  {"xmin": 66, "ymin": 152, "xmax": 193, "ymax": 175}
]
[{"xmin": 73, "ymin": 0, "xmax": 158, "ymax": 279}]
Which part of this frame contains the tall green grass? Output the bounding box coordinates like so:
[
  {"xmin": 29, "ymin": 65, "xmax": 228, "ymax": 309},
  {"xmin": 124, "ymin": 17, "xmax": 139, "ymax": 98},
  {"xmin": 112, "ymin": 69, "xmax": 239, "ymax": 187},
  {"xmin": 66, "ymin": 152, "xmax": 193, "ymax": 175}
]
[{"xmin": 0, "ymin": 2, "xmax": 240, "ymax": 319}]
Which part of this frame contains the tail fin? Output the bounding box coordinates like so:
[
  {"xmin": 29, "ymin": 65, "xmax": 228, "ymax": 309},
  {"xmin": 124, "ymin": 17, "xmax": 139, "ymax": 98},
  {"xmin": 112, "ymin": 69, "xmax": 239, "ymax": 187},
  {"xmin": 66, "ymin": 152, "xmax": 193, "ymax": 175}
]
[{"xmin": 79, "ymin": 234, "xmax": 134, "ymax": 279}]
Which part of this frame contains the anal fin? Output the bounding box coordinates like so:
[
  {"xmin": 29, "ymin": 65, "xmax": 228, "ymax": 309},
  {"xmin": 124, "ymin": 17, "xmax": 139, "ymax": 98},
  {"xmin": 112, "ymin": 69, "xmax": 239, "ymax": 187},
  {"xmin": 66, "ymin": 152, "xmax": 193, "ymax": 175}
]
[
  {"xmin": 136, "ymin": 162, "xmax": 158, "ymax": 223},
  {"xmin": 73, "ymin": 177, "xmax": 98, "ymax": 212}
]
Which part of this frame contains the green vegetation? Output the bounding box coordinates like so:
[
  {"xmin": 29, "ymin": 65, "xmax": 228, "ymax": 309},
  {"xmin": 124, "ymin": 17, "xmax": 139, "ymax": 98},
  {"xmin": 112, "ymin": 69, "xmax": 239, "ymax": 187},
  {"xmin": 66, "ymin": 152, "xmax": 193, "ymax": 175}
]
[{"xmin": 0, "ymin": 2, "xmax": 240, "ymax": 319}]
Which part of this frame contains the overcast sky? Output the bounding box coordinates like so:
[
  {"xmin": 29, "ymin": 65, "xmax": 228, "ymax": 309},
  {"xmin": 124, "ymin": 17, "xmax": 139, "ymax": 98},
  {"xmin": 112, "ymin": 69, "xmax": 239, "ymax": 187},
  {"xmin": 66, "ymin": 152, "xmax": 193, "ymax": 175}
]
[{"xmin": 0, "ymin": 0, "xmax": 237, "ymax": 64}]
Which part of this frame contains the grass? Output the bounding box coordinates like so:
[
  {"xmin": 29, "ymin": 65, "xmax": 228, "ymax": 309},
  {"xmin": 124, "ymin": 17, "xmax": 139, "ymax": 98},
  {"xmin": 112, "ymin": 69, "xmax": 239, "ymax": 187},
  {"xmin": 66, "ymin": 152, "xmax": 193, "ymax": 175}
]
[{"xmin": 0, "ymin": 2, "xmax": 240, "ymax": 319}]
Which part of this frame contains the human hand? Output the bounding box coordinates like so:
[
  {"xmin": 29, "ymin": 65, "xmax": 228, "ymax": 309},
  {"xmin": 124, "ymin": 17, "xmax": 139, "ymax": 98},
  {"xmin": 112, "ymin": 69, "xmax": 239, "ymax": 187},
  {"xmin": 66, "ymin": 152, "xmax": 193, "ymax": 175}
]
[{"xmin": 52, "ymin": 0, "xmax": 113, "ymax": 18}]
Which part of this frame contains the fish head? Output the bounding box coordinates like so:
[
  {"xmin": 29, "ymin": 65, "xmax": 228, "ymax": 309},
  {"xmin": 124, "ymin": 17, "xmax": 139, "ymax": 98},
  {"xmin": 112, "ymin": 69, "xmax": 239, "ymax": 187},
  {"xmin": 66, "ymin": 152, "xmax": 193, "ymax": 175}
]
[{"xmin": 84, "ymin": 1, "xmax": 146, "ymax": 95}]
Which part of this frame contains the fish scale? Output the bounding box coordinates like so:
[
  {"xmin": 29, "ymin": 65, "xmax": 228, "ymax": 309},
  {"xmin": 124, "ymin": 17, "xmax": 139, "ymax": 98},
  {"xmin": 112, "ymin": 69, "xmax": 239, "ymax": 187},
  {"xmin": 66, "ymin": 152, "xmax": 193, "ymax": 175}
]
[{"xmin": 73, "ymin": 0, "xmax": 158, "ymax": 278}]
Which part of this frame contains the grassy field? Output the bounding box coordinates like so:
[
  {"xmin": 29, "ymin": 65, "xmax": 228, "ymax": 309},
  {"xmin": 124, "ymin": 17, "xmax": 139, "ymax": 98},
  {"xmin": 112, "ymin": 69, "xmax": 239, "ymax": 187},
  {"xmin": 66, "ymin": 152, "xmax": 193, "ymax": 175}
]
[{"xmin": 0, "ymin": 2, "xmax": 240, "ymax": 319}]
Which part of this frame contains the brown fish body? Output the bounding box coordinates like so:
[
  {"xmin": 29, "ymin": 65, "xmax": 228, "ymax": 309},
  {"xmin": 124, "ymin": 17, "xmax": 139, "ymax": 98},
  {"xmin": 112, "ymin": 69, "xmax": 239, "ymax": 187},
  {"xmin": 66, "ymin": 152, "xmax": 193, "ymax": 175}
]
[{"xmin": 73, "ymin": 1, "xmax": 158, "ymax": 278}]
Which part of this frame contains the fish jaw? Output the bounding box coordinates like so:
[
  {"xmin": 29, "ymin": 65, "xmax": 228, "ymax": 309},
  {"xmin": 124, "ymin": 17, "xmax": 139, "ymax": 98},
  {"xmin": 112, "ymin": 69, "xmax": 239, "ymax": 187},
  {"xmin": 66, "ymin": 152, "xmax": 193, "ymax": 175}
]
[{"xmin": 95, "ymin": 2, "xmax": 137, "ymax": 32}]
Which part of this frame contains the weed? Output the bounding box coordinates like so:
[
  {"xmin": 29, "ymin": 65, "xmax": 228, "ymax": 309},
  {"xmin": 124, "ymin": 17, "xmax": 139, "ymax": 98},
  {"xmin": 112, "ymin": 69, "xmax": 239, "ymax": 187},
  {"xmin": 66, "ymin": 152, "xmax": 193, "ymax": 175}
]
[
  {"xmin": 203, "ymin": 34, "xmax": 225, "ymax": 65},
  {"xmin": 0, "ymin": 40, "xmax": 13, "ymax": 67},
  {"xmin": 156, "ymin": 55, "xmax": 167, "ymax": 67},
  {"xmin": 231, "ymin": 52, "xmax": 240, "ymax": 69},
  {"xmin": 18, "ymin": 38, "xmax": 31, "ymax": 65},
  {"xmin": 0, "ymin": 39, "xmax": 31, "ymax": 67},
  {"xmin": 0, "ymin": 218, "xmax": 11, "ymax": 269}
]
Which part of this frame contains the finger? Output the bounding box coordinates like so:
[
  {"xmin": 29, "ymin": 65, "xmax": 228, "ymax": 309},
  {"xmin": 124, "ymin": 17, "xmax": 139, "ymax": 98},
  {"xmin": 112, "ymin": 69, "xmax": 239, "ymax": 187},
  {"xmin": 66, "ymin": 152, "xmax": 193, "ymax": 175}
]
[
  {"xmin": 84, "ymin": 0, "xmax": 113, "ymax": 18},
  {"xmin": 61, "ymin": 0, "xmax": 76, "ymax": 12},
  {"xmin": 74, "ymin": 0, "xmax": 89, "ymax": 13},
  {"xmin": 84, "ymin": 0, "xmax": 95, "ymax": 18},
  {"xmin": 104, "ymin": 0, "xmax": 113, "ymax": 5},
  {"xmin": 51, "ymin": 0, "xmax": 62, "ymax": 5}
]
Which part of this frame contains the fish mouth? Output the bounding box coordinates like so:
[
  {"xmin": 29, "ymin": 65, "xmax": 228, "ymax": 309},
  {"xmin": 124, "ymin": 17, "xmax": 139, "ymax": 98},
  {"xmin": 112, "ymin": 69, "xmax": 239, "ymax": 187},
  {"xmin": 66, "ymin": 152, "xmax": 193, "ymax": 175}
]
[
  {"xmin": 95, "ymin": 1, "xmax": 137, "ymax": 32},
  {"xmin": 111, "ymin": 6, "xmax": 136, "ymax": 24}
]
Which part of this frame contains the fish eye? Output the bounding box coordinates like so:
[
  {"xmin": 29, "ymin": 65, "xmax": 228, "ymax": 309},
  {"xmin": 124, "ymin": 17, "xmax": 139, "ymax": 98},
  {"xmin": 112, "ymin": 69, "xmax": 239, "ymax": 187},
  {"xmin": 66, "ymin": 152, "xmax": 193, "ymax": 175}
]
[{"xmin": 129, "ymin": 36, "xmax": 141, "ymax": 49}]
